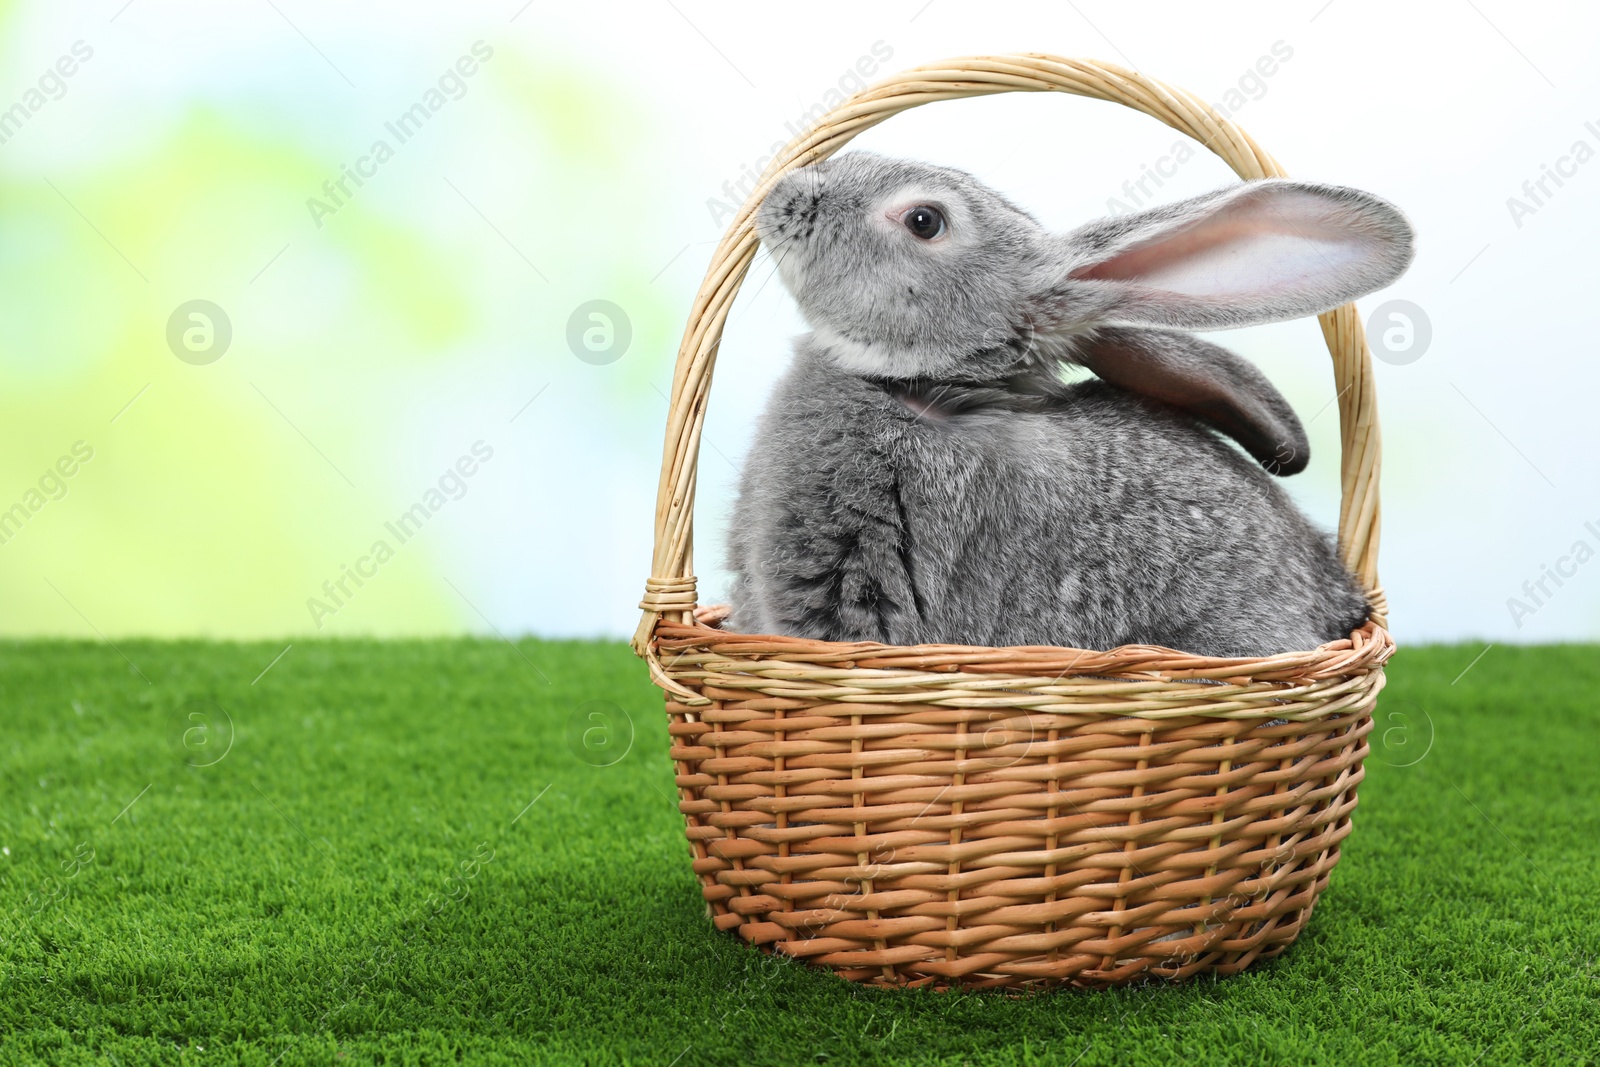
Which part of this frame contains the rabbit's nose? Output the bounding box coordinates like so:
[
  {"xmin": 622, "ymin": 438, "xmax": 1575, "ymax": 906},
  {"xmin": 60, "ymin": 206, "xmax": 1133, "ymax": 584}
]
[{"xmin": 776, "ymin": 187, "xmax": 821, "ymax": 224}]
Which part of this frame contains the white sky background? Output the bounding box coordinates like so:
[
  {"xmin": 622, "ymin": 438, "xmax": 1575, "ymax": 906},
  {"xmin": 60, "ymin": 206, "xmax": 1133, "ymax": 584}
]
[{"xmin": 615, "ymin": 0, "xmax": 1600, "ymax": 646}]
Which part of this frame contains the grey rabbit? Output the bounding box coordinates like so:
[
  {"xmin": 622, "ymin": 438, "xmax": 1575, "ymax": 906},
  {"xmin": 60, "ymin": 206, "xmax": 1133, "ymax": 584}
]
[{"xmin": 725, "ymin": 151, "xmax": 1415, "ymax": 656}]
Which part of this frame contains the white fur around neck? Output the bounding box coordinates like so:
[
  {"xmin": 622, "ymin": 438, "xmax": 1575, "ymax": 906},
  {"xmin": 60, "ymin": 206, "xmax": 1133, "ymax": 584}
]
[{"xmin": 810, "ymin": 324, "xmax": 960, "ymax": 379}]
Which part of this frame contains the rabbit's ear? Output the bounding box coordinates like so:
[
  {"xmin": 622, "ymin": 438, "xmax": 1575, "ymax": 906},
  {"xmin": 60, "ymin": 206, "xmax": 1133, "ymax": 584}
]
[
  {"xmin": 1075, "ymin": 328, "xmax": 1310, "ymax": 475},
  {"xmin": 1038, "ymin": 180, "xmax": 1414, "ymax": 332}
]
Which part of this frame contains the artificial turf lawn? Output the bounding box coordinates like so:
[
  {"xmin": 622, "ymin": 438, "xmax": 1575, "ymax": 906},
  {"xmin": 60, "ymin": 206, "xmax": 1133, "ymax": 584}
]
[{"xmin": 0, "ymin": 638, "xmax": 1596, "ymax": 1066}]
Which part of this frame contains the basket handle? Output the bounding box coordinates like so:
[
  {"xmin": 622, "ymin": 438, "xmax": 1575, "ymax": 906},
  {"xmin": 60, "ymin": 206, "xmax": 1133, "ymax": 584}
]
[{"xmin": 634, "ymin": 54, "xmax": 1386, "ymax": 673}]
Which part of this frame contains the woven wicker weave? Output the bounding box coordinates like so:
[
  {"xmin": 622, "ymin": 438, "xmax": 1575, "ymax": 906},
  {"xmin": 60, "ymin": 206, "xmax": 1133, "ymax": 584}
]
[{"xmin": 633, "ymin": 54, "xmax": 1392, "ymax": 989}]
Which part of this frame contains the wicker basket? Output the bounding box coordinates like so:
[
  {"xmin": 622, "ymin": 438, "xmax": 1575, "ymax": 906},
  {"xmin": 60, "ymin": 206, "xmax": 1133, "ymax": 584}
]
[{"xmin": 633, "ymin": 54, "xmax": 1393, "ymax": 989}]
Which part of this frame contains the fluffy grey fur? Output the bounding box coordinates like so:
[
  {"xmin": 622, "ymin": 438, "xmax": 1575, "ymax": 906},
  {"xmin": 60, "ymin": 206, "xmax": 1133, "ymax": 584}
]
[{"xmin": 726, "ymin": 152, "xmax": 1415, "ymax": 656}]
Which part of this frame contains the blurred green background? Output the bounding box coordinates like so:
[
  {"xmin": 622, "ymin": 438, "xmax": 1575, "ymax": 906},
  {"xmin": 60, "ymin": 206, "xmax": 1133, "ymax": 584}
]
[{"xmin": 0, "ymin": 1, "xmax": 686, "ymax": 638}]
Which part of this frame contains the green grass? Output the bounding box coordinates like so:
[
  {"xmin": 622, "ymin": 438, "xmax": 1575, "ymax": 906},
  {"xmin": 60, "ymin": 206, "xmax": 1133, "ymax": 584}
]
[{"xmin": 0, "ymin": 638, "xmax": 1596, "ymax": 1066}]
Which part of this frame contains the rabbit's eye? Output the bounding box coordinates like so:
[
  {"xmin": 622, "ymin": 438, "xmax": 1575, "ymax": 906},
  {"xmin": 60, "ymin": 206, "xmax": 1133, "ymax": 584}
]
[{"xmin": 902, "ymin": 205, "xmax": 945, "ymax": 240}]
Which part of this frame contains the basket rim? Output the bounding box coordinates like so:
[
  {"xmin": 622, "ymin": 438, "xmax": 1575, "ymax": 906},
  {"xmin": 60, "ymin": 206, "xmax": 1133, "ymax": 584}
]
[
  {"xmin": 635, "ymin": 54, "xmax": 1388, "ymax": 704},
  {"xmin": 658, "ymin": 616, "xmax": 1392, "ymax": 679},
  {"xmin": 655, "ymin": 618, "xmax": 1393, "ymax": 715}
]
